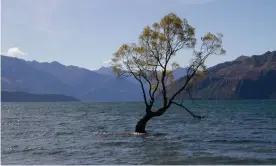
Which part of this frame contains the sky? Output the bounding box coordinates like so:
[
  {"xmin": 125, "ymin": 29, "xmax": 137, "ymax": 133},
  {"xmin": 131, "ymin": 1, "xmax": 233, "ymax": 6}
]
[{"xmin": 1, "ymin": 0, "xmax": 276, "ymax": 70}]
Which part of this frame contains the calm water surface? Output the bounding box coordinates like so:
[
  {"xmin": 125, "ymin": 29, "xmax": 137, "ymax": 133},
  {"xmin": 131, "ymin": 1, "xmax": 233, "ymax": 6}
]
[{"xmin": 2, "ymin": 100, "xmax": 276, "ymax": 164}]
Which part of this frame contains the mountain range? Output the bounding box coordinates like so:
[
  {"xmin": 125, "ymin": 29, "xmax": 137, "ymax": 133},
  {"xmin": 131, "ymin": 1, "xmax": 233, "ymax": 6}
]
[
  {"xmin": 94, "ymin": 66, "xmax": 188, "ymax": 83},
  {"xmin": 1, "ymin": 55, "xmax": 187, "ymax": 101},
  {"xmin": 166, "ymin": 51, "xmax": 276, "ymax": 100},
  {"xmin": 2, "ymin": 51, "xmax": 275, "ymax": 101},
  {"xmin": 2, "ymin": 56, "xmax": 141, "ymax": 101}
]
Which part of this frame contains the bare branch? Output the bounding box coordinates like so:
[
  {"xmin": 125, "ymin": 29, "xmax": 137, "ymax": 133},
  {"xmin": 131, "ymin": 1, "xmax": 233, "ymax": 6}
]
[
  {"xmin": 150, "ymin": 66, "xmax": 160, "ymax": 103},
  {"xmin": 168, "ymin": 64, "xmax": 196, "ymax": 104},
  {"xmin": 125, "ymin": 62, "xmax": 149, "ymax": 108},
  {"xmin": 171, "ymin": 101, "xmax": 205, "ymax": 119}
]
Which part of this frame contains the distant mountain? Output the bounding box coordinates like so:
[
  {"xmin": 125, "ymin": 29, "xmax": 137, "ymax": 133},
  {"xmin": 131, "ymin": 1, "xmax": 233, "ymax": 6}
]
[
  {"xmin": 4, "ymin": 51, "xmax": 274, "ymax": 102},
  {"xmin": 1, "ymin": 91, "xmax": 80, "ymax": 102},
  {"xmin": 95, "ymin": 66, "xmax": 114, "ymax": 76},
  {"xmin": 2, "ymin": 56, "xmax": 76, "ymax": 96},
  {"xmin": 1, "ymin": 55, "xmax": 142, "ymax": 101},
  {"xmin": 94, "ymin": 66, "xmax": 188, "ymax": 82},
  {"xmin": 172, "ymin": 67, "xmax": 188, "ymax": 80},
  {"xmin": 166, "ymin": 51, "xmax": 276, "ymax": 100}
]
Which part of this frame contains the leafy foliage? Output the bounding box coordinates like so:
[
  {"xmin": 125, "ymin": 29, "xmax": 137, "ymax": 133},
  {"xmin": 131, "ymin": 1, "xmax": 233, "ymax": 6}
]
[{"xmin": 111, "ymin": 13, "xmax": 225, "ymax": 116}]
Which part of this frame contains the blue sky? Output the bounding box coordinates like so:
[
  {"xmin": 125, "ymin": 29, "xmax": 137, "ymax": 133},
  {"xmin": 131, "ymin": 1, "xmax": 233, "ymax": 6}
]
[{"xmin": 2, "ymin": 0, "xmax": 276, "ymax": 70}]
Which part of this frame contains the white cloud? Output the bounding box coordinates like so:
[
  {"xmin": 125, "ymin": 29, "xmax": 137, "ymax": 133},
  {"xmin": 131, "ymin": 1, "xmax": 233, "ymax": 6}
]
[
  {"xmin": 103, "ymin": 59, "xmax": 112, "ymax": 65},
  {"xmin": 2, "ymin": 47, "xmax": 27, "ymax": 57}
]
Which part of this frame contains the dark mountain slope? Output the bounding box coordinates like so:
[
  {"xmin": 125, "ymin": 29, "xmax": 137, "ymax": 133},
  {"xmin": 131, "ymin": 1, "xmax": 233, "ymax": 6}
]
[
  {"xmin": 1, "ymin": 56, "xmax": 77, "ymax": 96},
  {"xmin": 167, "ymin": 51, "xmax": 276, "ymax": 100},
  {"xmin": 1, "ymin": 91, "xmax": 80, "ymax": 102}
]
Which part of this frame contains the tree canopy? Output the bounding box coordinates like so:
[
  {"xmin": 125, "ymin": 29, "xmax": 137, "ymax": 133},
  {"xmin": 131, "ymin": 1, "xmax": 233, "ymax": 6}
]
[{"xmin": 111, "ymin": 12, "xmax": 225, "ymax": 133}]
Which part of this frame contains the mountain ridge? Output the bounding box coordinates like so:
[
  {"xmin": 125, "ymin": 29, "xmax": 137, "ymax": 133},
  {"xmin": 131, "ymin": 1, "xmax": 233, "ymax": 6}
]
[
  {"xmin": 166, "ymin": 51, "xmax": 276, "ymax": 100},
  {"xmin": 94, "ymin": 66, "xmax": 189, "ymax": 81},
  {"xmin": 2, "ymin": 50, "xmax": 276, "ymax": 101},
  {"xmin": 1, "ymin": 55, "xmax": 143, "ymax": 101}
]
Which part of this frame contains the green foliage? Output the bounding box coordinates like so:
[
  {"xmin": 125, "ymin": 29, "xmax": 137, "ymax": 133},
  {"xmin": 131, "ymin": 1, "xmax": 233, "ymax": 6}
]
[{"xmin": 111, "ymin": 12, "xmax": 225, "ymax": 107}]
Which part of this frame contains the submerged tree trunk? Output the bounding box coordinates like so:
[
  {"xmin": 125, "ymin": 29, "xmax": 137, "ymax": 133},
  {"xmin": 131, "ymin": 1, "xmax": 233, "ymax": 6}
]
[{"xmin": 135, "ymin": 113, "xmax": 153, "ymax": 133}]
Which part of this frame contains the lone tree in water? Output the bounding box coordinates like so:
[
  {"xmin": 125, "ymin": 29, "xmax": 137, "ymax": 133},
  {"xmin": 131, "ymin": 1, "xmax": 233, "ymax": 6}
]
[{"xmin": 111, "ymin": 13, "xmax": 225, "ymax": 133}]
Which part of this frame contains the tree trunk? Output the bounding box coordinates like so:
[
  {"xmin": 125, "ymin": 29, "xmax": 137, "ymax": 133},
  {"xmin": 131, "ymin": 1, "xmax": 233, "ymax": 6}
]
[{"xmin": 135, "ymin": 113, "xmax": 153, "ymax": 133}]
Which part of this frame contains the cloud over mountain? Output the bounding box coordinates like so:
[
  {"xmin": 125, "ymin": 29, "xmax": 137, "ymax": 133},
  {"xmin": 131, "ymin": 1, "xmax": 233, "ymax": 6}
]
[{"xmin": 2, "ymin": 47, "xmax": 27, "ymax": 57}]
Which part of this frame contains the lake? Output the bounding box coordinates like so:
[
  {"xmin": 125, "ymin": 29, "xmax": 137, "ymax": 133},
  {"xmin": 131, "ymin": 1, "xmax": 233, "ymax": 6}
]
[{"xmin": 1, "ymin": 100, "xmax": 276, "ymax": 164}]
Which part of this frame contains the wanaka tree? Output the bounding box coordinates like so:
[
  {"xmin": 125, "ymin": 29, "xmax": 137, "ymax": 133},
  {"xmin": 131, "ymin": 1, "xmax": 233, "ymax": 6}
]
[{"xmin": 111, "ymin": 13, "xmax": 225, "ymax": 133}]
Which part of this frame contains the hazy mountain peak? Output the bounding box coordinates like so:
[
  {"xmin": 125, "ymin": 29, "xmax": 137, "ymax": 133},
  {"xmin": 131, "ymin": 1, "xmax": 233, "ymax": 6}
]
[
  {"xmin": 95, "ymin": 66, "xmax": 114, "ymax": 75},
  {"xmin": 50, "ymin": 61, "xmax": 62, "ymax": 65},
  {"xmin": 235, "ymin": 55, "xmax": 249, "ymax": 61}
]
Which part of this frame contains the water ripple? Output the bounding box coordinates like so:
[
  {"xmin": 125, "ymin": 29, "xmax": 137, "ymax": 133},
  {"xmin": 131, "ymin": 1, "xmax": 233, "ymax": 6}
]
[{"xmin": 1, "ymin": 101, "xmax": 276, "ymax": 164}]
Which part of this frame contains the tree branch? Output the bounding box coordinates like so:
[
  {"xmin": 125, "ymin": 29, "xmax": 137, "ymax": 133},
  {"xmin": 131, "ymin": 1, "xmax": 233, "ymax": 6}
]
[
  {"xmin": 145, "ymin": 37, "xmax": 165, "ymax": 69},
  {"xmin": 168, "ymin": 64, "xmax": 196, "ymax": 104},
  {"xmin": 171, "ymin": 101, "xmax": 204, "ymax": 119},
  {"xmin": 149, "ymin": 66, "xmax": 159, "ymax": 100},
  {"xmin": 125, "ymin": 62, "xmax": 149, "ymax": 109}
]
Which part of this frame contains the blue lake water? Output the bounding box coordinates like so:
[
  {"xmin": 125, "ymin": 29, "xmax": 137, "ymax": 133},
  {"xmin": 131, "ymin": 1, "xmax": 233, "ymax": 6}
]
[{"xmin": 1, "ymin": 100, "xmax": 276, "ymax": 164}]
